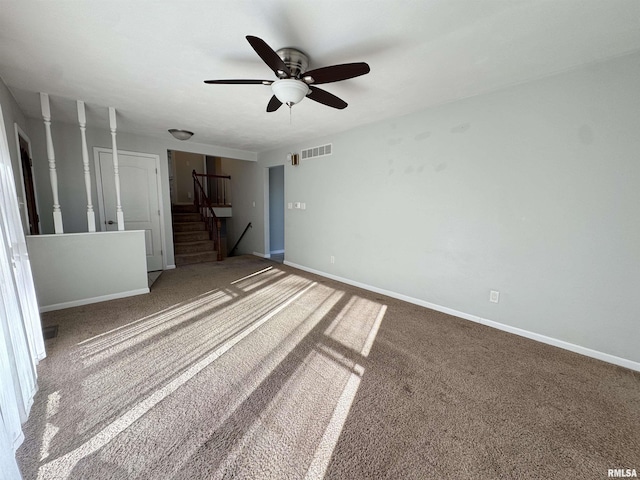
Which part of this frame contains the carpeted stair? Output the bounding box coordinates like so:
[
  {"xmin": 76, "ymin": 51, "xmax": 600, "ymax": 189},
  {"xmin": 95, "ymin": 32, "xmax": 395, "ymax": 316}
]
[{"xmin": 172, "ymin": 204, "xmax": 218, "ymax": 265}]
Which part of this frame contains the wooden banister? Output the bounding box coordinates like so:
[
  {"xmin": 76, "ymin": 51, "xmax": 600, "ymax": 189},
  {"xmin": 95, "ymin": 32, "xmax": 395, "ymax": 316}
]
[
  {"xmin": 192, "ymin": 172, "xmax": 231, "ymax": 207},
  {"xmin": 228, "ymin": 222, "xmax": 252, "ymax": 257},
  {"xmin": 193, "ymin": 173, "xmax": 231, "ymax": 179},
  {"xmin": 192, "ymin": 170, "xmax": 222, "ymax": 261}
]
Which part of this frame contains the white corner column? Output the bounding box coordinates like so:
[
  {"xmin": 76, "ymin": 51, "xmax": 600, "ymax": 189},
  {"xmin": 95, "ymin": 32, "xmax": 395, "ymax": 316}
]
[
  {"xmin": 77, "ymin": 101, "xmax": 96, "ymax": 232},
  {"xmin": 40, "ymin": 93, "xmax": 63, "ymax": 233},
  {"xmin": 108, "ymin": 107, "xmax": 125, "ymax": 231}
]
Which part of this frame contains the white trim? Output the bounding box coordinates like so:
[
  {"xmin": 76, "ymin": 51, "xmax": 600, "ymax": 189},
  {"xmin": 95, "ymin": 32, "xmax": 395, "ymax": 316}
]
[
  {"xmin": 283, "ymin": 261, "xmax": 640, "ymax": 373},
  {"xmin": 13, "ymin": 124, "xmax": 41, "ymax": 235},
  {"xmin": 11, "ymin": 431, "xmax": 25, "ymax": 452},
  {"xmin": 270, "ymin": 249, "xmax": 285, "ymax": 254},
  {"xmin": 253, "ymin": 252, "xmax": 270, "ymax": 259},
  {"xmin": 39, "ymin": 288, "xmax": 150, "ymax": 313},
  {"xmin": 165, "ymin": 264, "xmax": 176, "ymax": 270},
  {"xmin": 154, "ymin": 155, "xmax": 168, "ymax": 271},
  {"xmin": 263, "ymin": 166, "xmax": 270, "ymax": 256}
]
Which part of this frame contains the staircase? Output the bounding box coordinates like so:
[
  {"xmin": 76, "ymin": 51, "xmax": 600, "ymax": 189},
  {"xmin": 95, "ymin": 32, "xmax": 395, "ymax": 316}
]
[{"xmin": 172, "ymin": 204, "xmax": 218, "ymax": 265}]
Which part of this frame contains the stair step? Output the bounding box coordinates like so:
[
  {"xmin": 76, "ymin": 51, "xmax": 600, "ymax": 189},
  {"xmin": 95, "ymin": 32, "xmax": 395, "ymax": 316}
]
[
  {"xmin": 172, "ymin": 204, "xmax": 198, "ymax": 214},
  {"xmin": 174, "ymin": 240, "xmax": 215, "ymax": 255},
  {"xmin": 174, "ymin": 231, "xmax": 210, "ymax": 242},
  {"xmin": 175, "ymin": 251, "xmax": 219, "ymax": 265},
  {"xmin": 172, "ymin": 221, "xmax": 206, "ymax": 232},
  {"xmin": 172, "ymin": 212, "xmax": 202, "ymax": 223}
]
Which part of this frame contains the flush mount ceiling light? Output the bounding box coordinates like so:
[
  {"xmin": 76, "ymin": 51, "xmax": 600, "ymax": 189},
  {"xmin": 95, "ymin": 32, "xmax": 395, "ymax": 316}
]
[
  {"xmin": 271, "ymin": 79, "xmax": 309, "ymax": 107},
  {"xmin": 168, "ymin": 129, "xmax": 194, "ymax": 140}
]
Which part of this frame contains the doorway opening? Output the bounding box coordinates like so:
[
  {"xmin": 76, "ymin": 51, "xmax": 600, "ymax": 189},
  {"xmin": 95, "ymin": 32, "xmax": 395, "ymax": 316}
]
[
  {"xmin": 268, "ymin": 165, "xmax": 285, "ymax": 263},
  {"xmin": 14, "ymin": 125, "xmax": 40, "ymax": 235}
]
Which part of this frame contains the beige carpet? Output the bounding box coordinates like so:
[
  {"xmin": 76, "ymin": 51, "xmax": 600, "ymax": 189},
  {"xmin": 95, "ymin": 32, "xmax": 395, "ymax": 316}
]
[{"xmin": 16, "ymin": 256, "xmax": 640, "ymax": 479}]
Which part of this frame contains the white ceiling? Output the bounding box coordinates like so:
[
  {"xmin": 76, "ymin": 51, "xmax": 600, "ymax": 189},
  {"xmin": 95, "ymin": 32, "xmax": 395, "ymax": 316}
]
[{"xmin": 1, "ymin": 0, "xmax": 639, "ymax": 153}]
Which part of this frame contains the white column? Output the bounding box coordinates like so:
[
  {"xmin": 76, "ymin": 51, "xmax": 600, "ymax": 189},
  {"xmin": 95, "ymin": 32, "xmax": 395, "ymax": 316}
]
[
  {"xmin": 108, "ymin": 107, "xmax": 125, "ymax": 231},
  {"xmin": 39, "ymin": 93, "xmax": 63, "ymax": 233},
  {"xmin": 77, "ymin": 101, "xmax": 96, "ymax": 232}
]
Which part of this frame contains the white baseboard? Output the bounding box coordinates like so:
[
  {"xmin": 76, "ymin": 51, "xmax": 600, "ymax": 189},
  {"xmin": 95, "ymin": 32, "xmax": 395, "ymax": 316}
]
[
  {"xmin": 39, "ymin": 288, "xmax": 150, "ymax": 313},
  {"xmin": 284, "ymin": 261, "xmax": 640, "ymax": 372},
  {"xmin": 270, "ymin": 249, "xmax": 285, "ymax": 254},
  {"xmin": 253, "ymin": 252, "xmax": 270, "ymax": 259},
  {"xmin": 12, "ymin": 430, "xmax": 25, "ymax": 452},
  {"xmin": 165, "ymin": 264, "xmax": 176, "ymax": 270}
]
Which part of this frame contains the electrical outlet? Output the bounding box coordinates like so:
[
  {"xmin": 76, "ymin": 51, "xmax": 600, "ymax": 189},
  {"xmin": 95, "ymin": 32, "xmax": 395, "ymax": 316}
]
[
  {"xmin": 330, "ymin": 255, "xmax": 335, "ymax": 264},
  {"xmin": 294, "ymin": 202, "xmax": 301, "ymax": 209},
  {"xmin": 287, "ymin": 202, "xmax": 293, "ymax": 209},
  {"xmin": 490, "ymin": 290, "xmax": 500, "ymax": 303}
]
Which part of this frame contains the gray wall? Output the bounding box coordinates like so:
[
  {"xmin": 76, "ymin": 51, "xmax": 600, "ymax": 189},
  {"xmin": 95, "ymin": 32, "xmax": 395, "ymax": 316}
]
[
  {"xmin": 256, "ymin": 52, "xmax": 640, "ymax": 364},
  {"xmin": 25, "ymin": 115, "xmax": 255, "ymax": 267},
  {"xmin": 173, "ymin": 151, "xmax": 204, "ymax": 204},
  {"xmin": 269, "ymin": 165, "xmax": 285, "ymax": 253},
  {"xmin": 27, "ymin": 231, "xmax": 148, "ymax": 311},
  {"xmin": 220, "ymin": 157, "xmax": 262, "ymax": 256}
]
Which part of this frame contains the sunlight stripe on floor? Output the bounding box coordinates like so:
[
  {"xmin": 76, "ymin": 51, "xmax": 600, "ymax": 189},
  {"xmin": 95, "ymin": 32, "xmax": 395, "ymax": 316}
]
[
  {"xmin": 36, "ymin": 281, "xmax": 317, "ymax": 480},
  {"xmin": 362, "ymin": 305, "xmax": 386, "ymax": 357},
  {"xmin": 304, "ymin": 303, "xmax": 387, "ymax": 480},
  {"xmin": 230, "ymin": 266, "xmax": 273, "ymax": 285},
  {"xmin": 77, "ymin": 290, "xmax": 227, "ymax": 346},
  {"xmin": 303, "ymin": 364, "xmax": 364, "ymax": 480}
]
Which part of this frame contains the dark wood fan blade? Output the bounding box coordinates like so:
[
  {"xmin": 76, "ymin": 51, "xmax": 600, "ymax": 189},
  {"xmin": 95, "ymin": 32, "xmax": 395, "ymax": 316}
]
[
  {"xmin": 246, "ymin": 35, "xmax": 291, "ymax": 78},
  {"xmin": 307, "ymin": 86, "xmax": 347, "ymax": 109},
  {"xmin": 204, "ymin": 79, "xmax": 272, "ymax": 85},
  {"xmin": 267, "ymin": 95, "xmax": 282, "ymax": 112},
  {"xmin": 302, "ymin": 62, "xmax": 370, "ymax": 85}
]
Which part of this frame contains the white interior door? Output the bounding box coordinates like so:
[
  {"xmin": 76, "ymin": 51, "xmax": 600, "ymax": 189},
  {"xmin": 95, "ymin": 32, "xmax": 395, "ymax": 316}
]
[{"xmin": 97, "ymin": 150, "xmax": 163, "ymax": 271}]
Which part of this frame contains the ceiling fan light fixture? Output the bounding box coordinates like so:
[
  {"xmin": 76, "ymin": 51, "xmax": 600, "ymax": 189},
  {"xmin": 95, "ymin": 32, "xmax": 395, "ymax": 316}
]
[
  {"xmin": 271, "ymin": 79, "xmax": 309, "ymax": 107},
  {"xmin": 168, "ymin": 129, "xmax": 194, "ymax": 140}
]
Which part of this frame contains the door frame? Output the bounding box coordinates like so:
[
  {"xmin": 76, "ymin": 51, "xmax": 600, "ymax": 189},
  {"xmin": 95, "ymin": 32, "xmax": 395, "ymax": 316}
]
[
  {"xmin": 268, "ymin": 165, "xmax": 285, "ymax": 255},
  {"xmin": 93, "ymin": 147, "xmax": 168, "ymax": 269},
  {"xmin": 13, "ymin": 124, "xmax": 41, "ymax": 235}
]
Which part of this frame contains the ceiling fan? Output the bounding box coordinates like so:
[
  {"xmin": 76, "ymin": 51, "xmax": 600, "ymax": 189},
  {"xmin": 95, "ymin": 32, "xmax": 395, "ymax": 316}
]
[{"xmin": 204, "ymin": 36, "xmax": 370, "ymax": 112}]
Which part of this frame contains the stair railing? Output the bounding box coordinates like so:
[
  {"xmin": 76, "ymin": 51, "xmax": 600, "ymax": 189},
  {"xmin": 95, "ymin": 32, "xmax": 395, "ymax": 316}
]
[
  {"xmin": 192, "ymin": 170, "xmax": 222, "ymax": 261},
  {"xmin": 192, "ymin": 172, "xmax": 232, "ymax": 206},
  {"xmin": 228, "ymin": 222, "xmax": 252, "ymax": 257}
]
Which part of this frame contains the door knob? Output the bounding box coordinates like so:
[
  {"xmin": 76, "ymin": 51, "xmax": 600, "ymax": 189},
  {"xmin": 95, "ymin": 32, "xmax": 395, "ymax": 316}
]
[{"xmin": 107, "ymin": 220, "xmax": 115, "ymax": 225}]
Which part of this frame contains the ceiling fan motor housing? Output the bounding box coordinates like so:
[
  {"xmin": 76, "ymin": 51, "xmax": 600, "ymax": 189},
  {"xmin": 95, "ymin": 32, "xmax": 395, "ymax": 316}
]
[{"xmin": 276, "ymin": 48, "xmax": 309, "ymax": 78}]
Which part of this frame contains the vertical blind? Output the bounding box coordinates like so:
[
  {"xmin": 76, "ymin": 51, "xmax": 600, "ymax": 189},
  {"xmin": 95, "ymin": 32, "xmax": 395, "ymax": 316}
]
[{"xmin": 0, "ymin": 104, "xmax": 46, "ymax": 478}]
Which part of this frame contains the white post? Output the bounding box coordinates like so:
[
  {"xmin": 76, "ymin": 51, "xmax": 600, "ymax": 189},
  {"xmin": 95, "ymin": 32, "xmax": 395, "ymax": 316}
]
[
  {"xmin": 108, "ymin": 107, "xmax": 125, "ymax": 231},
  {"xmin": 40, "ymin": 93, "xmax": 64, "ymax": 233},
  {"xmin": 77, "ymin": 101, "xmax": 96, "ymax": 232}
]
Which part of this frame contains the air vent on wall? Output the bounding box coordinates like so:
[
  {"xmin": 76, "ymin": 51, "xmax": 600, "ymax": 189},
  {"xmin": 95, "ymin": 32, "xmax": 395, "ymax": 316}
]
[{"xmin": 301, "ymin": 143, "xmax": 332, "ymax": 160}]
